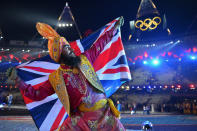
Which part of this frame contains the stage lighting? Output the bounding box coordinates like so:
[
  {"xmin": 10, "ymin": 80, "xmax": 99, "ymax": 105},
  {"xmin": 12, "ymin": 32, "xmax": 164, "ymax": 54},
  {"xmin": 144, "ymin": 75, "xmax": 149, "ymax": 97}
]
[
  {"xmin": 190, "ymin": 56, "xmax": 196, "ymax": 60},
  {"xmin": 189, "ymin": 84, "xmax": 195, "ymax": 88},
  {"xmin": 126, "ymin": 86, "xmax": 130, "ymax": 90},
  {"xmin": 143, "ymin": 61, "xmax": 148, "ymax": 65},
  {"xmin": 177, "ymin": 85, "xmax": 181, "ymax": 88},
  {"xmin": 62, "ymin": 23, "xmax": 66, "ymax": 27},
  {"xmin": 142, "ymin": 121, "xmax": 153, "ymax": 131},
  {"xmin": 58, "ymin": 23, "xmax": 62, "ymax": 27},
  {"xmin": 152, "ymin": 59, "xmax": 160, "ymax": 66}
]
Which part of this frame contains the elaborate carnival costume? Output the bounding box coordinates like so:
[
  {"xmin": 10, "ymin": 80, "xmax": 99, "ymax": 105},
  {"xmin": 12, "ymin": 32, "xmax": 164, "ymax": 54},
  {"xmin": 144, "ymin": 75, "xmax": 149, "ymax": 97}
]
[{"xmin": 19, "ymin": 22, "xmax": 125, "ymax": 131}]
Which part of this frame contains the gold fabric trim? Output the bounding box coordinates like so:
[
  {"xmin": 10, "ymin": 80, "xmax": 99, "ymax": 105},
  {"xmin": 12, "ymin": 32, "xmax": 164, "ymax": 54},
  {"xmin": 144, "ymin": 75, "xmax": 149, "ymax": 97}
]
[
  {"xmin": 79, "ymin": 55, "xmax": 104, "ymax": 93},
  {"xmin": 79, "ymin": 98, "xmax": 120, "ymax": 118},
  {"xmin": 49, "ymin": 69, "xmax": 70, "ymax": 116}
]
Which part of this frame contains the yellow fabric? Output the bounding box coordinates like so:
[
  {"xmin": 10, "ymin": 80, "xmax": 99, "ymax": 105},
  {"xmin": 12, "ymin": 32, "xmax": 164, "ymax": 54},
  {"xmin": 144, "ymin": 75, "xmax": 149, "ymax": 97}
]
[
  {"xmin": 107, "ymin": 99, "xmax": 120, "ymax": 118},
  {"xmin": 36, "ymin": 22, "xmax": 69, "ymax": 62},
  {"xmin": 78, "ymin": 98, "xmax": 120, "ymax": 118},
  {"xmin": 79, "ymin": 99, "xmax": 108, "ymax": 112},
  {"xmin": 79, "ymin": 55, "xmax": 104, "ymax": 93},
  {"xmin": 36, "ymin": 22, "xmax": 60, "ymax": 40},
  {"xmin": 59, "ymin": 66, "xmax": 79, "ymax": 74},
  {"xmin": 49, "ymin": 68, "xmax": 71, "ymax": 116}
]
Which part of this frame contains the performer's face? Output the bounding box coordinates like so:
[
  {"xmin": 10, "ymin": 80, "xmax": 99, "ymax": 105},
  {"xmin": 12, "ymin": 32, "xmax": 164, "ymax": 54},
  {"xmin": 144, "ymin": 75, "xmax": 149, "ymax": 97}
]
[
  {"xmin": 60, "ymin": 45, "xmax": 81, "ymax": 67},
  {"xmin": 62, "ymin": 44, "xmax": 76, "ymax": 58}
]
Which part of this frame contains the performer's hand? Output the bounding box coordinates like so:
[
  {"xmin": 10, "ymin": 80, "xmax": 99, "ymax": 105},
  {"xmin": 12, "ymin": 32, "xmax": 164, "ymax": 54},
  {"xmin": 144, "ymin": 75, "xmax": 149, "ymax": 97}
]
[{"xmin": 114, "ymin": 16, "xmax": 124, "ymax": 30}]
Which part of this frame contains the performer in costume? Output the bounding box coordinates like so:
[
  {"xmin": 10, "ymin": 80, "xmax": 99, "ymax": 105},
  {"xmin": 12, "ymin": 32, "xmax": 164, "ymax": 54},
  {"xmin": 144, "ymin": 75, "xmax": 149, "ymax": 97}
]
[{"xmin": 16, "ymin": 17, "xmax": 126, "ymax": 131}]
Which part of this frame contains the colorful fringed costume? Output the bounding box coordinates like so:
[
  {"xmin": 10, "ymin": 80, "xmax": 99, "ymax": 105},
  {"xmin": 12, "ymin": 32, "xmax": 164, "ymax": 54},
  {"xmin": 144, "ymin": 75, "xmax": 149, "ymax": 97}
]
[{"xmin": 19, "ymin": 21, "xmax": 126, "ymax": 130}]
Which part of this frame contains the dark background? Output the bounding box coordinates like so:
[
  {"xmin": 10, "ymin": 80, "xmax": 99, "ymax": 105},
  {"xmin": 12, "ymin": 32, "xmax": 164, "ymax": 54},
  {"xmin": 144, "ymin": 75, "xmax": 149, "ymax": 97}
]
[{"xmin": 0, "ymin": 0, "xmax": 197, "ymax": 41}]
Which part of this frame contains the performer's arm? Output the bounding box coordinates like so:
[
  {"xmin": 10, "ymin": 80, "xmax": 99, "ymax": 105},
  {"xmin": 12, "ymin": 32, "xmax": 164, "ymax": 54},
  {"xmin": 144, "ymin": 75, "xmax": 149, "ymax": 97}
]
[
  {"xmin": 83, "ymin": 27, "xmax": 116, "ymax": 63},
  {"xmin": 17, "ymin": 78, "xmax": 55, "ymax": 101},
  {"xmin": 69, "ymin": 17, "xmax": 123, "ymax": 59}
]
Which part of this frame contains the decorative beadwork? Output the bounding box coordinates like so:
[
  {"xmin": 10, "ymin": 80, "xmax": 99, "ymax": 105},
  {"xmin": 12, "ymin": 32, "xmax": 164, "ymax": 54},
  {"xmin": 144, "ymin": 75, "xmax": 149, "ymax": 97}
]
[{"xmin": 88, "ymin": 120, "xmax": 98, "ymax": 129}]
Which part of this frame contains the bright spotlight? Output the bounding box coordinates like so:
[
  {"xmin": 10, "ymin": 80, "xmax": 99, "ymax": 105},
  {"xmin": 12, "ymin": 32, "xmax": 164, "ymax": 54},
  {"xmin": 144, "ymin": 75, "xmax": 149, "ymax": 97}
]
[
  {"xmin": 177, "ymin": 40, "xmax": 181, "ymax": 43},
  {"xmin": 58, "ymin": 23, "xmax": 62, "ymax": 27},
  {"xmin": 152, "ymin": 59, "xmax": 160, "ymax": 66},
  {"xmin": 62, "ymin": 23, "xmax": 65, "ymax": 27},
  {"xmin": 143, "ymin": 61, "xmax": 148, "ymax": 65},
  {"xmin": 66, "ymin": 24, "xmax": 69, "ymax": 27},
  {"xmin": 190, "ymin": 56, "xmax": 196, "ymax": 60},
  {"xmin": 70, "ymin": 24, "xmax": 73, "ymax": 27},
  {"xmin": 170, "ymin": 41, "xmax": 173, "ymax": 44}
]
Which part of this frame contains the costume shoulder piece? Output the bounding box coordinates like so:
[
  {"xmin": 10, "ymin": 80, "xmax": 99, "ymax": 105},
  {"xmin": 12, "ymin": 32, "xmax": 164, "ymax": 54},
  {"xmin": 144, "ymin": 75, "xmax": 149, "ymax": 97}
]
[{"xmin": 79, "ymin": 55, "xmax": 105, "ymax": 93}]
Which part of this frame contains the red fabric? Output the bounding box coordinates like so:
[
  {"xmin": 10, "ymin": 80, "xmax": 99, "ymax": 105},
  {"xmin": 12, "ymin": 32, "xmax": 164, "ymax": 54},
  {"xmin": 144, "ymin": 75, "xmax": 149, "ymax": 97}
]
[
  {"xmin": 18, "ymin": 79, "xmax": 54, "ymax": 101},
  {"xmin": 60, "ymin": 65, "xmax": 86, "ymax": 111},
  {"xmin": 70, "ymin": 41, "xmax": 81, "ymax": 56},
  {"xmin": 59, "ymin": 106, "xmax": 125, "ymax": 131},
  {"xmin": 84, "ymin": 27, "xmax": 114, "ymax": 65}
]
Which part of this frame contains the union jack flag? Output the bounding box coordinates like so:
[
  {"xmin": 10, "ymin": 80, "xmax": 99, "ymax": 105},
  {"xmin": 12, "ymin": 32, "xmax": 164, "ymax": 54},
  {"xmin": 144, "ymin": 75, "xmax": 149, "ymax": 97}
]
[{"xmin": 17, "ymin": 17, "xmax": 131, "ymax": 130}]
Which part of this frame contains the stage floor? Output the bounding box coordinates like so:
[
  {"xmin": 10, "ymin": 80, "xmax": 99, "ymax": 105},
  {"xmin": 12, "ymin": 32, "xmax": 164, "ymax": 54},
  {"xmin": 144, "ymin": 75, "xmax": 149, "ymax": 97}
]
[{"xmin": 0, "ymin": 110, "xmax": 197, "ymax": 131}]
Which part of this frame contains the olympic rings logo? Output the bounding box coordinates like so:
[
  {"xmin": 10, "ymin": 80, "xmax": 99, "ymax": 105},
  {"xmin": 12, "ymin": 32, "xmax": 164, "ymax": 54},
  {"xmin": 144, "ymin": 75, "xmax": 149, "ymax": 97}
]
[{"xmin": 135, "ymin": 17, "xmax": 162, "ymax": 31}]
